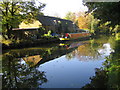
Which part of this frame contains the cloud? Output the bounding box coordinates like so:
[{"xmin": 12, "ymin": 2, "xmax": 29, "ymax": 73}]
[{"xmin": 40, "ymin": 0, "xmax": 88, "ymax": 17}]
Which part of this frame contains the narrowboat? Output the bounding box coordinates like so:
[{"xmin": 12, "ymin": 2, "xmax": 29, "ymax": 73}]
[{"xmin": 59, "ymin": 30, "xmax": 91, "ymax": 41}]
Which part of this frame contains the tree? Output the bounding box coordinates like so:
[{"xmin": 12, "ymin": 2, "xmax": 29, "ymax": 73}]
[
  {"xmin": 0, "ymin": 0, "xmax": 45, "ymax": 39},
  {"xmin": 64, "ymin": 11, "xmax": 77, "ymax": 24},
  {"xmin": 77, "ymin": 12, "xmax": 91, "ymax": 29},
  {"xmin": 84, "ymin": 2, "xmax": 120, "ymax": 27}
]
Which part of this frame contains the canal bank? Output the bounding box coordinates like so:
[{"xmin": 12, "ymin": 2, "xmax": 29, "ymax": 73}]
[
  {"xmin": 2, "ymin": 37, "xmax": 60, "ymax": 50},
  {"xmin": 2, "ymin": 35, "xmax": 92, "ymax": 50}
]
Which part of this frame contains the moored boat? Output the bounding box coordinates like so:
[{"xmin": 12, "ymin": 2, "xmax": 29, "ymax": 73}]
[{"xmin": 59, "ymin": 30, "xmax": 91, "ymax": 41}]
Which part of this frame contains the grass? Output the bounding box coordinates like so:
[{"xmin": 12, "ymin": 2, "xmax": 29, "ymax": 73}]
[{"xmin": 2, "ymin": 39, "xmax": 13, "ymax": 46}]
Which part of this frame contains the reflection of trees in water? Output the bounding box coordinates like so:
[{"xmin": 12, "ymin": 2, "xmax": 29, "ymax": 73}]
[
  {"xmin": 2, "ymin": 47, "xmax": 60, "ymax": 88},
  {"xmin": 106, "ymin": 40, "xmax": 120, "ymax": 89},
  {"xmin": 66, "ymin": 36, "xmax": 115, "ymax": 61},
  {"xmin": 2, "ymin": 54, "xmax": 47, "ymax": 88},
  {"xmin": 82, "ymin": 40, "xmax": 120, "ymax": 89},
  {"xmin": 3, "ymin": 45, "xmax": 74, "ymax": 65},
  {"xmin": 76, "ymin": 44, "xmax": 100, "ymax": 61},
  {"xmin": 82, "ymin": 68, "xmax": 108, "ymax": 89},
  {"xmin": 2, "ymin": 44, "xmax": 76, "ymax": 88},
  {"xmin": 66, "ymin": 43, "xmax": 101, "ymax": 61}
]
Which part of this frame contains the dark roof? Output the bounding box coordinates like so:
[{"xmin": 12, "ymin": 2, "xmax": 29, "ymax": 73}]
[
  {"xmin": 37, "ymin": 15, "xmax": 73, "ymax": 26},
  {"xmin": 12, "ymin": 15, "xmax": 75, "ymax": 31},
  {"xmin": 37, "ymin": 15, "xmax": 55, "ymax": 26}
]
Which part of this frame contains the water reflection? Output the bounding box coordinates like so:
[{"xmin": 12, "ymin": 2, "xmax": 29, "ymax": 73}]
[
  {"xmin": 2, "ymin": 56, "xmax": 47, "ymax": 88},
  {"xmin": 82, "ymin": 40, "xmax": 120, "ymax": 89},
  {"xmin": 66, "ymin": 44, "xmax": 100, "ymax": 61},
  {"xmin": 2, "ymin": 35, "xmax": 116, "ymax": 88},
  {"xmin": 98, "ymin": 43, "xmax": 114, "ymax": 56},
  {"xmin": 38, "ymin": 55, "xmax": 106, "ymax": 88},
  {"xmin": 66, "ymin": 43, "xmax": 114, "ymax": 62},
  {"xmin": 22, "ymin": 55, "xmax": 42, "ymax": 67},
  {"xmin": 2, "ymin": 43, "xmax": 77, "ymax": 88},
  {"xmin": 38, "ymin": 36, "xmax": 115, "ymax": 88}
]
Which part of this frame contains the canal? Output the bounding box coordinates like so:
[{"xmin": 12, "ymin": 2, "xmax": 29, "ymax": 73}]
[{"xmin": 2, "ymin": 35, "xmax": 119, "ymax": 88}]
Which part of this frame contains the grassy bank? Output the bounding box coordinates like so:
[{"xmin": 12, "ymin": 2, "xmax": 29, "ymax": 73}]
[{"xmin": 2, "ymin": 37, "xmax": 60, "ymax": 50}]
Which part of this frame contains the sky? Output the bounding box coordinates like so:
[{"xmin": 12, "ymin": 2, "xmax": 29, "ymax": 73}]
[{"xmin": 39, "ymin": 0, "xmax": 88, "ymax": 18}]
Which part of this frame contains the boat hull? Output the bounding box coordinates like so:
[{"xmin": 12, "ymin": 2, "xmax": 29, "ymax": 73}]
[
  {"xmin": 59, "ymin": 38, "xmax": 70, "ymax": 41},
  {"xmin": 70, "ymin": 33, "xmax": 91, "ymax": 39}
]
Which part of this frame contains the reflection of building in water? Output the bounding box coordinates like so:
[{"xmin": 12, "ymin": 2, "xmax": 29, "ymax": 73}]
[{"xmin": 22, "ymin": 55, "xmax": 42, "ymax": 67}]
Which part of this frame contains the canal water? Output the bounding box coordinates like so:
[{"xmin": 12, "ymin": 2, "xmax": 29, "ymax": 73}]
[{"xmin": 2, "ymin": 35, "xmax": 116, "ymax": 88}]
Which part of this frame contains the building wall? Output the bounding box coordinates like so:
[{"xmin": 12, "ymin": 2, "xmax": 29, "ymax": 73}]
[
  {"xmin": 19, "ymin": 20, "xmax": 42, "ymax": 28},
  {"xmin": 12, "ymin": 29, "xmax": 39, "ymax": 39}
]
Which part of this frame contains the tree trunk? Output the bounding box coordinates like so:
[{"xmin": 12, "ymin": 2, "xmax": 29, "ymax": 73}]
[{"xmin": 6, "ymin": 23, "xmax": 13, "ymax": 39}]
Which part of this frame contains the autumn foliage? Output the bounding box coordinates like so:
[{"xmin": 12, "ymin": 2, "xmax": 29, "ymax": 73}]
[
  {"xmin": 77, "ymin": 12, "xmax": 91, "ymax": 29},
  {"xmin": 64, "ymin": 12, "xmax": 92, "ymax": 30}
]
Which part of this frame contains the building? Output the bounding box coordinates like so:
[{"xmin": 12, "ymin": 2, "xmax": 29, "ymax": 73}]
[{"xmin": 12, "ymin": 15, "xmax": 79, "ymax": 39}]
